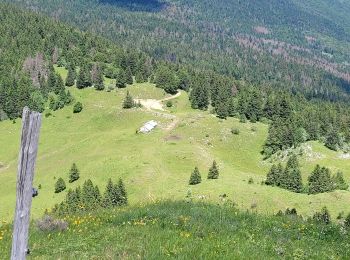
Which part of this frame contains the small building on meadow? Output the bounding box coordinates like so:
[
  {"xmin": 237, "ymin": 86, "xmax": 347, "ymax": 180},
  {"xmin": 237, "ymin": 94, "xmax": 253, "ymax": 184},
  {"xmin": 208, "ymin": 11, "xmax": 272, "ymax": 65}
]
[{"xmin": 139, "ymin": 120, "xmax": 158, "ymax": 133}]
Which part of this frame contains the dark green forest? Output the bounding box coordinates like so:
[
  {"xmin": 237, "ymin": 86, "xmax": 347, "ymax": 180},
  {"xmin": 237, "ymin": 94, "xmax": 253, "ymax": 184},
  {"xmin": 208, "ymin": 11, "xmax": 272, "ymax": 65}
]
[
  {"xmin": 5, "ymin": 0, "xmax": 350, "ymax": 100},
  {"xmin": 1, "ymin": 2, "xmax": 350, "ymax": 158}
]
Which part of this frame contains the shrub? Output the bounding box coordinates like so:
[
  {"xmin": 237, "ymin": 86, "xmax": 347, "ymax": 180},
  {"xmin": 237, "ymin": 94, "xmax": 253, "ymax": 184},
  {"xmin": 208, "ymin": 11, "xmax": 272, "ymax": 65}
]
[
  {"xmin": 73, "ymin": 102, "xmax": 83, "ymax": 113},
  {"xmin": 208, "ymin": 160, "xmax": 219, "ymax": 179},
  {"xmin": 189, "ymin": 167, "xmax": 201, "ymax": 185},
  {"xmin": 55, "ymin": 178, "xmax": 66, "ymax": 193},
  {"xmin": 345, "ymin": 214, "xmax": 350, "ymax": 229},
  {"xmin": 313, "ymin": 207, "xmax": 331, "ymax": 224},
  {"xmin": 69, "ymin": 163, "xmax": 80, "ymax": 183},
  {"xmin": 248, "ymin": 178, "xmax": 254, "ymax": 184},
  {"xmin": 231, "ymin": 128, "xmax": 240, "ymax": 135},
  {"xmin": 239, "ymin": 114, "xmax": 247, "ymax": 123},
  {"xmin": 166, "ymin": 100, "xmax": 173, "ymax": 107},
  {"xmin": 36, "ymin": 215, "xmax": 68, "ymax": 232}
]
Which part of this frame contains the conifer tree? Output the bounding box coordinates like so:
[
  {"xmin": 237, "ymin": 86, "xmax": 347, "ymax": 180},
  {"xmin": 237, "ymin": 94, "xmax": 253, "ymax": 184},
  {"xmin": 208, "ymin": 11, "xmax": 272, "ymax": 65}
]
[
  {"xmin": 47, "ymin": 71, "xmax": 57, "ymax": 93},
  {"xmin": 65, "ymin": 65, "xmax": 76, "ymax": 87},
  {"xmin": 189, "ymin": 167, "xmax": 202, "ymax": 185},
  {"xmin": 208, "ymin": 161, "xmax": 219, "ymax": 179},
  {"xmin": 116, "ymin": 178, "xmax": 128, "ymax": 205},
  {"xmin": 55, "ymin": 177, "xmax": 66, "ymax": 193},
  {"xmin": 69, "ymin": 163, "xmax": 80, "ymax": 183},
  {"xmin": 126, "ymin": 67, "xmax": 133, "ymax": 85},
  {"xmin": 266, "ymin": 164, "xmax": 278, "ymax": 186},
  {"xmin": 332, "ymin": 171, "xmax": 349, "ymax": 190},
  {"xmin": 122, "ymin": 90, "xmax": 135, "ymax": 109},
  {"xmin": 54, "ymin": 74, "xmax": 65, "ymax": 95},
  {"xmin": 81, "ymin": 179, "xmax": 98, "ymax": 209},
  {"xmin": 77, "ymin": 63, "xmax": 92, "ymax": 89},
  {"xmin": 94, "ymin": 67, "xmax": 105, "ymax": 91},
  {"xmin": 115, "ymin": 69, "xmax": 127, "ymax": 88},
  {"xmin": 103, "ymin": 179, "xmax": 115, "ymax": 207},
  {"xmin": 283, "ymin": 155, "xmax": 303, "ymax": 193},
  {"xmin": 308, "ymin": 165, "xmax": 333, "ymax": 194}
]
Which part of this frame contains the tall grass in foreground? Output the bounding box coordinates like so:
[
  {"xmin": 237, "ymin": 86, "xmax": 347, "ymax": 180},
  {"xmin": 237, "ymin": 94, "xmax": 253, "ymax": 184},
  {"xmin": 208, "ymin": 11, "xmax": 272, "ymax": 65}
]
[{"xmin": 1, "ymin": 201, "xmax": 350, "ymax": 259}]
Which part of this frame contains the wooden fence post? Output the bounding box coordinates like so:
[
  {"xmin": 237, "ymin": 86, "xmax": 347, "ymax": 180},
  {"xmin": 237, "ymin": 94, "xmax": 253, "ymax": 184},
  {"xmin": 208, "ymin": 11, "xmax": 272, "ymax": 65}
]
[{"xmin": 11, "ymin": 107, "xmax": 42, "ymax": 260}]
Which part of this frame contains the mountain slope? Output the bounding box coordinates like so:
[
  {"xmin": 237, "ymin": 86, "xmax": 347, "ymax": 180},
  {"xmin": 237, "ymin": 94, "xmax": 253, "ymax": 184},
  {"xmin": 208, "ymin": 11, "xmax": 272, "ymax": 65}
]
[
  {"xmin": 1, "ymin": 201, "xmax": 350, "ymax": 258},
  {"xmin": 6, "ymin": 0, "xmax": 350, "ymax": 100}
]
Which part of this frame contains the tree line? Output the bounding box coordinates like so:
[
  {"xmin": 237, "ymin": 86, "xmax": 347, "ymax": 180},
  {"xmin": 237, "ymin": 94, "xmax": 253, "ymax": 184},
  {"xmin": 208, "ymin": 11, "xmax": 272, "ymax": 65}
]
[{"xmin": 265, "ymin": 155, "xmax": 349, "ymax": 194}]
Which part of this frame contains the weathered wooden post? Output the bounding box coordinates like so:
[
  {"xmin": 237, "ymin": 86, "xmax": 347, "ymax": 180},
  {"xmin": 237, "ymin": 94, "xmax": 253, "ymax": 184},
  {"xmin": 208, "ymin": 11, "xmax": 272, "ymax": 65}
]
[{"xmin": 11, "ymin": 107, "xmax": 42, "ymax": 260}]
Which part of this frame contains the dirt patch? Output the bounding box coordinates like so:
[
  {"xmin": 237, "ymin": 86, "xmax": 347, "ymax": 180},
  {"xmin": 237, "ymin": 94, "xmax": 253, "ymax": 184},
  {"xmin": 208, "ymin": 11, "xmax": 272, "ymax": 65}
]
[
  {"xmin": 135, "ymin": 91, "xmax": 182, "ymax": 111},
  {"xmin": 254, "ymin": 26, "xmax": 270, "ymax": 35},
  {"xmin": 165, "ymin": 135, "xmax": 182, "ymax": 141}
]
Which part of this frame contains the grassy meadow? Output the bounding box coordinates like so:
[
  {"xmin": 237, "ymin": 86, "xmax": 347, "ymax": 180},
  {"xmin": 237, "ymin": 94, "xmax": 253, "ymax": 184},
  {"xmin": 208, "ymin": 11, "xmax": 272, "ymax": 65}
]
[
  {"xmin": 1, "ymin": 66, "xmax": 350, "ymax": 224},
  {"xmin": 1, "ymin": 201, "xmax": 350, "ymax": 259}
]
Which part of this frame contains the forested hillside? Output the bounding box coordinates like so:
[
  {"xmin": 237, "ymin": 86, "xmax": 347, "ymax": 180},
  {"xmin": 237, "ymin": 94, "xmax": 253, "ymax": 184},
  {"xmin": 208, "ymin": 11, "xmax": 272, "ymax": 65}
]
[
  {"xmin": 5, "ymin": 0, "xmax": 350, "ymax": 100},
  {"xmin": 1, "ymin": 3, "xmax": 350, "ymax": 158}
]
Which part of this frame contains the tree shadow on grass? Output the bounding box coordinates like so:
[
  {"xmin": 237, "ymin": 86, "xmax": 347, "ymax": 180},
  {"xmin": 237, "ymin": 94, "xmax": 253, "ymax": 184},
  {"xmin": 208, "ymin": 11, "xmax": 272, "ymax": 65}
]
[{"xmin": 99, "ymin": 0, "xmax": 167, "ymax": 12}]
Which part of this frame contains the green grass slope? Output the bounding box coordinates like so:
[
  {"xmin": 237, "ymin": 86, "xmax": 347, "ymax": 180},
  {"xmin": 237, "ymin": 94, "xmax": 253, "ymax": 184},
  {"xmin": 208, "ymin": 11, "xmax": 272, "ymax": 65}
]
[
  {"xmin": 1, "ymin": 67, "xmax": 350, "ymax": 221},
  {"xmin": 1, "ymin": 201, "xmax": 350, "ymax": 259}
]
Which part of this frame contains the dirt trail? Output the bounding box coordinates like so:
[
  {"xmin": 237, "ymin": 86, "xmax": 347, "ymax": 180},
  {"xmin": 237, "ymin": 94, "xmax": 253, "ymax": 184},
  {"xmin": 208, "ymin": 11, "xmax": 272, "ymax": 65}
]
[
  {"xmin": 135, "ymin": 91, "xmax": 181, "ymax": 111},
  {"xmin": 135, "ymin": 91, "xmax": 182, "ymax": 131}
]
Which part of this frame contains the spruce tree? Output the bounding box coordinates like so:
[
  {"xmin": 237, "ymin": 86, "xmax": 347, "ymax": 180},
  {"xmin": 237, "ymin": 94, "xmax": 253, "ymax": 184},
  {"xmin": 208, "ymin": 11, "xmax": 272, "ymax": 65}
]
[
  {"xmin": 115, "ymin": 69, "xmax": 127, "ymax": 88},
  {"xmin": 122, "ymin": 91, "xmax": 135, "ymax": 109},
  {"xmin": 283, "ymin": 155, "xmax": 303, "ymax": 193},
  {"xmin": 54, "ymin": 74, "xmax": 65, "ymax": 95},
  {"xmin": 93, "ymin": 65, "xmax": 105, "ymax": 91},
  {"xmin": 308, "ymin": 165, "xmax": 333, "ymax": 194},
  {"xmin": 332, "ymin": 171, "xmax": 349, "ymax": 190},
  {"xmin": 103, "ymin": 179, "xmax": 115, "ymax": 207},
  {"xmin": 266, "ymin": 164, "xmax": 278, "ymax": 186},
  {"xmin": 55, "ymin": 178, "xmax": 66, "ymax": 193},
  {"xmin": 47, "ymin": 71, "xmax": 57, "ymax": 93},
  {"xmin": 189, "ymin": 167, "xmax": 202, "ymax": 185},
  {"xmin": 69, "ymin": 163, "xmax": 80, "ymax": 183},
  {"xmin": 76, "ymin": 63, "xmax": 92, "ymax": 89},
  {"xmin": 116, "ymin": 178, "xmax": 128, "ymax": 205},
  {"xmin": 126, "ymin": 67, "xmax": 133, "ymax": 85},
  {"xmin": 208, "ymin": 161, "xmax": 219, "ymax": 179},
  {"xmin": 65, "ymin": 65, "xmax": 76, "ymax": 87}
]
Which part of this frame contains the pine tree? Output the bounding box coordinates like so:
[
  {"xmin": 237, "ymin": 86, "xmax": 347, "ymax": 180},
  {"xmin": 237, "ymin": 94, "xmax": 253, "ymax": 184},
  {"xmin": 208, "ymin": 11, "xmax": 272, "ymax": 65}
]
[
  {"xmin": 325, "ymin": 127, "xmax": 342, "ymax": 151},
  {"xmin": 308, "ymin": 165, "xmax": 333, "ymax": 194},
  {"xmin": 216, "ymin": 101, "xmax": 229, "ymax": 119},
  {"xmin": 115, "ymin": 69, "xmax": 127, "ymax": 88},
  {"xmin": 69, "ymin": 163, "xmax": 80, "ymax": 183},
  {"xmin": 126, "ymin": 67, "xmax": 133, "ymax": 85},
  {"xmin": 55, "ymin": 178, "xmax": 66, "ymax": 193},
  {"xmin": 81, "ymin": 179, "xmax": 95, "ymax": 209},
  {"xmin": 54, "ymin": 74, "xmax": 65, "ymax": 95},
  {"xmin": 283, "ymin": 155, "xmax": 303, "ymax": 193},
  {"xmin": 208, "ymin": 161, "xmax": 219, "ymax": 179},
  {"xmin": 332, "ymin": 171, "xmax": 349, "ymax": 190},
  {"xmin": 47, "ymin": 71, "xmax": 57, "ymax": 93},
  {"xmin": 189, "ymin": 167, "xmax": 201, "ymax": 185},
  {"xmin": 103, "ymin": 179, "xmax": 115, "ymax": 208},
  {"xmin": 266, "ymin": 164, "xmax": 278, "ymax": 186},
  {"xmin": 116, "ymin": 178, "xmax": 128, "ymax": 205},
  {"xmin": 93, "ymin": 64, "xmax": 105, "ymax": 91},
  {"xmin": 76, "ymin": 63, "xmax": 92, "ymax": 89},
  {"xmin": 65, "ymin": 65, "xmax": 76, "ymax": 87},
  {"xmin": 122, "ymin": 91, "xmax": 135, "ymax": 109}
]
